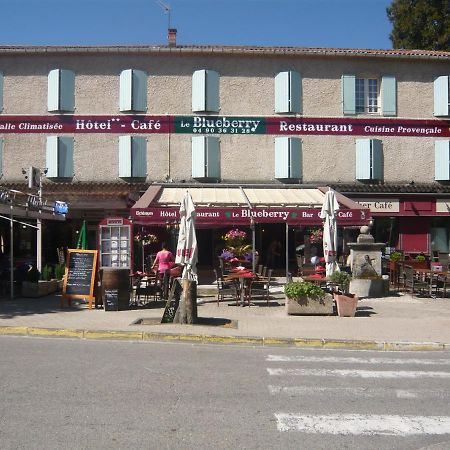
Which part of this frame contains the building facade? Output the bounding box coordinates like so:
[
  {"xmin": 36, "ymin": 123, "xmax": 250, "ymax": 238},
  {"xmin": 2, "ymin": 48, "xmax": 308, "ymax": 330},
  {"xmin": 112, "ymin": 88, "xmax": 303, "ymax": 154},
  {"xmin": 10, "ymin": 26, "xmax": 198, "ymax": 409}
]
[{"xmin": 0, "ymin": 43, "xmax": 449, "ymax": 267}]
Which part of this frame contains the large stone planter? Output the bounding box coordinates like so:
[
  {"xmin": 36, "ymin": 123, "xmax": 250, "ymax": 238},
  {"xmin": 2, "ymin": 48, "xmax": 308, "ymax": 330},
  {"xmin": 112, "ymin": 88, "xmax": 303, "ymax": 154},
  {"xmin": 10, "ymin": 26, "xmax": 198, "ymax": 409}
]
[
  {"xmin": 285, "ymin": 293, "xmax": 333, "ymax": 315},
  {"xmin": 334, "ymin": 293, "xmax": 359, "ymax": 317},
  {"xmin": 349, "ymin": 278, "xmax": 389, "ymax": 298},
  {"xmin": 21, "ymin": 280, "xmax": 59, "ymax": 298}
]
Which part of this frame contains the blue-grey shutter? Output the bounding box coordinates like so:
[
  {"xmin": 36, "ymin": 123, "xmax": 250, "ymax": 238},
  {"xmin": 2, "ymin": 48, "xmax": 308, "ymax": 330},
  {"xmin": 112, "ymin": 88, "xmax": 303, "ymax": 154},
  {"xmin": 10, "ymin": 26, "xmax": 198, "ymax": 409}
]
[
  {"xmin": 289, "ymin": 137, "xmax": 302, "ymax": 179},
  {"xmin": 356, "ymin": 139, "xmax": 371, "ymax": 180},
  {"xmin": 119, "ymin": 136, "xmax": 132, "ymax": 177},
  {"xmin": 205, "ymin": 136, "xmax": 220, "ymax": 178},
  {"xmin": 192, "ymin": 136, "xmax": 206, "ymax": 177},
  {"xmin": 275, "ymin": 72, "xmax": 289, "ymax": 113},
  {"xmin": 132, "ymin": 70, "xmax": 147, "ymax": 112},
  {"xmin": 435, "ymin": 140, "xmax": 450, "ymax": 181},
  {"xmin": 382, "ymin": 75, "xmax": 396, "ymax": 116},
  {"xmin": 192, "ymin": 70, "xmax": 206, "ymax": 112},
  {"xmin": 131, "ymin": 136, "xmax": 147, "ymax": 177},
  {"xmin": 120, "ymin": 69, "xmax": 133, "ymax": 112},
  {"xmin": 290, "ymin": 71, "xmax": 301, "ymax": 114},
  {"xmin": 342, "ymin": 74, "xmax": 356, "ymax": 115},
  {"xmin": 0, "ymin": 138, "xmax": 3, "ymax": 177},
  {"xmin": 59, "ymin": 69, "xmax": 75, "ymax": 112},
  {"xmin": 275, "ymin": 137, "xmax": 290, "ymax": 178},
  {"xmin": 371, "ymin": 139, "xmax": 383, "ymax": 180},
  {"xmin": 58, "ymin": 137, "xmax": 74, "ymax": 177},
  {"xmin": 48, "ymin": 69, "xmax": 60, "ymax": 112},
  {"xmin": 46, "ymin": 136, "xmax": 59, "ymax": 178},
  {"xmin": 205, "ymin": 70, "xmax": 219, "ymax": 112},
  {"xmin": 434, "ymin": 76, "xmax": 449, "ymax": 117},
  {"xmin": 0, "ymin": 71, "xmax": 3, "ymax": 112}
]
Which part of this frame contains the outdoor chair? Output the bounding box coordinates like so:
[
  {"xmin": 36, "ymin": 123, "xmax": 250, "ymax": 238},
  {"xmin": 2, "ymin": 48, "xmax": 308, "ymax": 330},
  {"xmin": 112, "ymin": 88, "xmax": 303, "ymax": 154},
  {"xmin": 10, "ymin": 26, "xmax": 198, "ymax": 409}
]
[
  {"xmin": 214, "ymin": 271, "xmax": 239, "ymax": 306},
  {"xmin": 296, "ymin": 255, "xmax": 304, "ymax": 276},
  {"xmin": 404, "ymin": 265, "xmax": 431, "ymax": 297},
  {"xmin": 248, "ymin": 269, "xmax": 273, "ymax": 306}
]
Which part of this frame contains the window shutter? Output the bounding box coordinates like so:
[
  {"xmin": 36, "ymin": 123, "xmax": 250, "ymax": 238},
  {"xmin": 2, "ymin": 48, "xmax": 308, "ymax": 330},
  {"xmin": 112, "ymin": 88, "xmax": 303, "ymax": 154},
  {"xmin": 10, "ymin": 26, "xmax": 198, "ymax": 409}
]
[
  {"xmin": 58, "ymin": 69, "xmax": 75, "ymax": 112},
  {"xmin": 131, "ymin": 136, "xmax": 147, "ymax": 177},
  {"xmin": 120, "ymin": 69, "xmax": 133, "ymax": 112},
  {"xmin": 58, "ymin": 137, "xmax": 74, "ymax": 177},
  {"xmin": 192, "ymin": 70, "xmax": 206, "ymax": 112},
  {"xmin": 132, "ymin": 70, "xmax": 147, "ymax": 112},
  {"xmin": 371, "ymin": 139, "xmax": 383, "ymax": 180},
  {"xmin": 205, "ymin": 70, "xmax": 219, "ymax": 112},
  {"xmin": 355, "ymin": 139, "xmax": 371, "ymax": 180},
  {"xmin": 274, "ymin": 137, "xmax": 290, "ymax": 178},
  {"xmin": 289, "ymin": 71, "xmax": 302, "ymax": 114},
  {"xmin": 192, "ymin": 136, "xmax": 206, "ymax": 178},
  {"xmin": 48, "ymin": 69, "xmax": 60, "ymax": 112},
  {"xmin": 46, "ymin": 136, "xmax": 59, "ymax": 178},
  {"xmin": 435, "ymin": 140, "xmax": 450, "ymax": 181},
  {"xmin": 0, "ymin": 71, "xmax": 3, "ymax": 112},
  {"xmin": 205, "ymin": 136, "xmax": 220, "ymax": 178},
  {"xmin": 434, "ymin": 76, "xmax": 449, "ymax": 117},
  {"xmin": 382, "ymin": 75, "xmax": 396, "ymax": 116},
  {"xmin": 275, "ymin": 72, "xmax": 289, "ymax": 113},
  {"xmin": 289, "ymin": 137, "xmax": 302, "ymax": 179},
  {"xmin": 0, "ymin": 138, "xmax": 3, "ymax": 177},
  {"xmin": 342, "ymin": 74, "xmax": 356, "ymax": 115},
  {"xmin": 119, "ymin": 136, "xmax": 132, "ymax": 177}
]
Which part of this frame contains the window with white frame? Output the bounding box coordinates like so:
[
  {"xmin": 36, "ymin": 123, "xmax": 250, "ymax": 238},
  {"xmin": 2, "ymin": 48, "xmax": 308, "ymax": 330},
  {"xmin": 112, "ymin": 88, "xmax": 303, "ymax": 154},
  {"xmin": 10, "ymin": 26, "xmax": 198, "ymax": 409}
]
[
  {"xmin": 274, "ymin": 137, "xmax": 302, "ymax": 180},
  {"xmin": 274, "ymin": 71, "xmax": 301, "ymax": 114},
  {"xmin": 343, "ymin": 75, "xmax": 396, "ymax": 116},
  {"xmin": 46, "ymin": 136, "xmax": 74, "ymax": 178},
  {"xmin": 191, "ymin": 136, "xmax": 220, "ymax": 179},
  {"xmin": 355, "ymin": 138, "xmax": 383, "ymax": 181},
  {"xmin": 435, "ymin": 140, "xmax": 450, "ymax": 181},
  {"xmin": 434, "ymin": 76, "xmax": 450, "ymax": 117},
  {"xmin": 192, "ymin": 70, "xmax": 219, "ymax": 113},
  {"xmin": 48, "ymin": 69, "xmax": 75, "ymax": 112},
  {"xmin": 118, "ymin": 136, "xmax": 147, "ymax": 178},
  {"xmin": 0, "ymin": 71, "xmax": 3, "ymax": 112},
  {"xmin": 119, "ymin": 69, "xmax": 148, "ymax": 113}
]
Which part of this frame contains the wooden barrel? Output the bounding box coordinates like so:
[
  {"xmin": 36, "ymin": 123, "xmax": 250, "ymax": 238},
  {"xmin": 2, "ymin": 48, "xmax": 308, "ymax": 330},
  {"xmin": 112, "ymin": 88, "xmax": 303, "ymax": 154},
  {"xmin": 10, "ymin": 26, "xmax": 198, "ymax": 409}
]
[{"xmin": 101, "ymin": 268, "xmax": 130, "ymax": 311}]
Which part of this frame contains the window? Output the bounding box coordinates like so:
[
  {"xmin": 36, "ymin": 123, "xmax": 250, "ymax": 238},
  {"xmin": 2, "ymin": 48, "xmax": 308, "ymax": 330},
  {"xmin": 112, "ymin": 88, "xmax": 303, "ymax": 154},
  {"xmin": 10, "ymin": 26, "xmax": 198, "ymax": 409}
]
[
  {"xmin": 118, "ymin": 136, "xmax": 147, "ymax": 178},
  {"xmin": 355, "ymin": 139, "xmax": 383, "ymax": 181},
  {"xmin": 192, "ymin": 70, "xmax": 219, "ymax": 113},
  {"xmin": 275, "ymin": 71, "xmax": 301, "ymax": 114},
  {"xmin": 46, "ymin": 136, "xmax": 74, "ymax": 178},
  {"xmin": 191, "ymin": 136, "xmax": 220, "ymax": 179},
  {"xmin": 119, "ymin": 69, "xmax": 147, "ymax": 112},
  {"xmin": 48, "ymin": 69, "xmax": 75, "ymax": 112},
  {"xmin": 274, "ymin": 137, "xmax": 302, "ymax": 179},
  {"xmin": 435, "ymin": 140, "xmax": 450, "ymax": 181},
  {"xmin": 0, "ymin": 71, "xmax": 3, "ymax": 112},
  {"xmin": 342, "ymin": 75, "xmax": 396, "ymax": 116},
  {"xmin": 434, "ymin": 76, "xmax": 450, "ymax": 117}
]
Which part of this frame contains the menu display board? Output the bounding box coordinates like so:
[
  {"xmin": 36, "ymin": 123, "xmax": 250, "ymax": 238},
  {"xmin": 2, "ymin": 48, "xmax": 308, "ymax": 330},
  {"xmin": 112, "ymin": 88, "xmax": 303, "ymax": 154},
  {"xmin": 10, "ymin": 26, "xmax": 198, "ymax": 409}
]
[
  {"xmin": 62, "ymin": 249, "xmax": 98, "ymax": 308},
  {"xmin": 99, "ymin": 218, "xmax": 132, "ymax": 269}
]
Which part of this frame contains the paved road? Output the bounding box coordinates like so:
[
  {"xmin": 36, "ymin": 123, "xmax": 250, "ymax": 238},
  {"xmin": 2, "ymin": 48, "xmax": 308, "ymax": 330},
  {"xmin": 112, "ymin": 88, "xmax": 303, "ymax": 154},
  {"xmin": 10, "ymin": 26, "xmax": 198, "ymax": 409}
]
[{"xmin": 1, "ymin": 336, "xmax": 450, "ymax": 449}]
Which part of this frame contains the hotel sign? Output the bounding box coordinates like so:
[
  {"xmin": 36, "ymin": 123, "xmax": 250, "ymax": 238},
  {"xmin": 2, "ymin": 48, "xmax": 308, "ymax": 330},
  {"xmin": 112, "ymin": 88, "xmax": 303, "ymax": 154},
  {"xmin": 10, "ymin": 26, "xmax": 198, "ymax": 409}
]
[
  {"xmin": 356, "ymin": 199, "xmax": 400, "ymax": 213},
  {"xmin": 1, "ymin": 115, "xmax": 449, "ymax": 137}
]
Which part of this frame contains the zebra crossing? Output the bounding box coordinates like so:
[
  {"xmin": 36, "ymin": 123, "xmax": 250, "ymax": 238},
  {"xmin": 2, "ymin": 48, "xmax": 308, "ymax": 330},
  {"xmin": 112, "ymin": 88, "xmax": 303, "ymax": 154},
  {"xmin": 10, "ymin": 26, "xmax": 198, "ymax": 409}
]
[{"xmin": 266, "ymin": 351, "xmax": 450, "ymax": 438}]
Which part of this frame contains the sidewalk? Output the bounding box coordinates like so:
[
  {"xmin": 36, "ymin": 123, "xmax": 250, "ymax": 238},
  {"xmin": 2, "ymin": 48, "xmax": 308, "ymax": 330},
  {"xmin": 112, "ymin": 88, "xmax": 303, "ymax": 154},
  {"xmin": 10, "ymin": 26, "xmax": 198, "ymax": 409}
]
[{"xmin": 1, "ymin": 284, "xmax": 450, "ymax": 350}]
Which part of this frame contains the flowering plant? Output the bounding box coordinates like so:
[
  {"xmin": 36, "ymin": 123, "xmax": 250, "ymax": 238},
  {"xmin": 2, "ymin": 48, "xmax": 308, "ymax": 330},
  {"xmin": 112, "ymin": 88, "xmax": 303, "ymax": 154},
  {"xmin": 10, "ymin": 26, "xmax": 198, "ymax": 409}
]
[
  {"xmin": 134, "ymin": 232, "xmax": 158, "ymax": 246},
  {"xmin": 221, "ymin": 228, "xmax": 251, "ymax": 258},
  {"xmin": 308, "ymin": 228, "xmax": 323, "ymax": 244}
]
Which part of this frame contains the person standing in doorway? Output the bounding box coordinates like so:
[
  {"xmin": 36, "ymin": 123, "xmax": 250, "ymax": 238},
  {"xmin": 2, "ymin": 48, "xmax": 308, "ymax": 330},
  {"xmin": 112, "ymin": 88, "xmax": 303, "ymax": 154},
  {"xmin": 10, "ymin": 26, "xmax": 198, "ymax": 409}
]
[
  {"xmin": 266, "ymin": 239, "xmax": 282, "ymax": 269},
  {"xmin": 152, "ymin": 242, "xmax": 174, "ymax": 299}
]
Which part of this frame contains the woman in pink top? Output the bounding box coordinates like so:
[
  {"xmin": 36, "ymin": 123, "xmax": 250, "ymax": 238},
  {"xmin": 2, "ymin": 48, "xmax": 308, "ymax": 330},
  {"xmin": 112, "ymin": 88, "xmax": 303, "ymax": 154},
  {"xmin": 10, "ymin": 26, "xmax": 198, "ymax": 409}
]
[{"xmin": 152, "ymin": 242, "xmax": 174, "ymax": 299}]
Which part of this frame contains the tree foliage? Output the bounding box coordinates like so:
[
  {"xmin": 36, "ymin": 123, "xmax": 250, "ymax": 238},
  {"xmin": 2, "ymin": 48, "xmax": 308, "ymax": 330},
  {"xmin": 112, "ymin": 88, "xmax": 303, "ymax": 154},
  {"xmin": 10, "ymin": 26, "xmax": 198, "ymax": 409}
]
[{"xmin": 387, "ymin": 0, "xmax": 450, "ymax": 50}]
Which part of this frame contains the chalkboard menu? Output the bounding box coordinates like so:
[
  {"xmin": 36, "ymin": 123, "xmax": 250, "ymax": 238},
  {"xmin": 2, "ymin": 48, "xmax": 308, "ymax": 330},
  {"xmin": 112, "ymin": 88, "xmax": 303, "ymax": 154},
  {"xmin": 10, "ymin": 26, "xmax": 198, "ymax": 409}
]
[
  {"xmin": 62, "ymin": 249, "xmax": 98, "ymax": 308},
  {"xmin": 161, "ymin": 279, "xmax": 182, "ymax": 323},
  {"xmin": 104, "ymin": 288, "xmax": 119, "ymax": 311}
]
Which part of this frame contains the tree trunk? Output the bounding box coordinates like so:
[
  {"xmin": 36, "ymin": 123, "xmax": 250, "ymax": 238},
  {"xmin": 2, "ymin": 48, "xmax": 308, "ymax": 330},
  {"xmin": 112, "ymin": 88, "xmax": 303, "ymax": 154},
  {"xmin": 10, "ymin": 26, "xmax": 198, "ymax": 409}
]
[{"xmin": 174, "ymin": 279, "xmax": 197, "ymax": 324}]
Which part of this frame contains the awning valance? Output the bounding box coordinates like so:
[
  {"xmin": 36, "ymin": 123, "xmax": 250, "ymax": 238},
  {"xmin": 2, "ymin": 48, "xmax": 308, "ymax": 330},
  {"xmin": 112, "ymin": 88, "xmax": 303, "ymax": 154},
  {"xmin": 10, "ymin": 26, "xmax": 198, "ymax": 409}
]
[{"xmin": 131, "ymin": 185, "xmax": 370, "ymax": 226}]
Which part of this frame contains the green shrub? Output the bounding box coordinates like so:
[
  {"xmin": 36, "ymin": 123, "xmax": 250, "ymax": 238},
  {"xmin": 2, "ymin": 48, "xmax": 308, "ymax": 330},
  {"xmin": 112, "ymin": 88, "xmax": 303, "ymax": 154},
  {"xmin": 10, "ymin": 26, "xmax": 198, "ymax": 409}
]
[
  {"xmin": 41, "ymin": 264, "xmax": 53, "ymax": 281},
  {"xmin": 54, "ymin": 263, "xmax": 66, "ymax": 280},
  {"xmin": 389, "ymin": 251, "xmax": 403, "ymax": 262},
  {"xmin": 284, "ymin": 281, "xmax": 325, "ymax": 299},
  {"xmin": 329, "ymin": 271, "xmax": 351, "ymax": 294},
  {"xmin": 415, "ymin": 254, "xmax": 426, "ymax": 262}
]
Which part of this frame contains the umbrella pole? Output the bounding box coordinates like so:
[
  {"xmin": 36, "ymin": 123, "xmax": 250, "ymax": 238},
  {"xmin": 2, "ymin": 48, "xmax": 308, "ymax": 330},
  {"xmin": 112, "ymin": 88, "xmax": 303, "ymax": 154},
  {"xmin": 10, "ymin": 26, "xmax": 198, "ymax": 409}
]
[
  {"xmin": 285, "ymin": 223, "xmax": 289, "ymax": 281},
  {"xmin": 251, "ymin": 219, "xmax": 256, "ymax": 273}
]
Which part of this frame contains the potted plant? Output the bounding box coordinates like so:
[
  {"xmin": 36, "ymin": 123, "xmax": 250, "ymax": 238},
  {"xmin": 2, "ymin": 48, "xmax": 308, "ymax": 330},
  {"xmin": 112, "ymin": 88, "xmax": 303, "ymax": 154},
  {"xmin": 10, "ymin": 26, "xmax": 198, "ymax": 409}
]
[
  {"xmin": 54, "ymin": 263, "xmax": 66, "ymax": 290},
  {"xmin": 329, "ymin": 271, "xmax": 358, "ymax": 317},
  {"xmin": 284, "ymin": 280, "xmax": 333, "ymax": 315}
]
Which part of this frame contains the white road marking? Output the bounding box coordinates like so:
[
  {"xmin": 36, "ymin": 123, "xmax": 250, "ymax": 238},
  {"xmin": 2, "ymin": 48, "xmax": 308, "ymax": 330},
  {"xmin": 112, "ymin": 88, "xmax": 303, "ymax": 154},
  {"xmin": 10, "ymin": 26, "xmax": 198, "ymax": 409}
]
[
  {"xmin": 266, "ymin": 355, "xmax": 450, "ymax": 365},
  {"xmin": 267, "ymin": 385, "xmax": 448, "ymax": 399},
  {"xmin": 267, "ymin": 368, "xmax": 450, "ymax": 378},
  {"xmin": 275, "ymin": 413, "xmax": 450, "ymax": 435}
]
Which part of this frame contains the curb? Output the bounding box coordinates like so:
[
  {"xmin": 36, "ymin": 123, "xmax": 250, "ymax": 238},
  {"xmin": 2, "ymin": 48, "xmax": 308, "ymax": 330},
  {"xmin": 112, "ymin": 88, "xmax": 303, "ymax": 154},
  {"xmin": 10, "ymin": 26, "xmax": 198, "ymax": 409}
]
[{"xmin": 0, "ymin": 325, "xmax": 449, "ymax": 351}]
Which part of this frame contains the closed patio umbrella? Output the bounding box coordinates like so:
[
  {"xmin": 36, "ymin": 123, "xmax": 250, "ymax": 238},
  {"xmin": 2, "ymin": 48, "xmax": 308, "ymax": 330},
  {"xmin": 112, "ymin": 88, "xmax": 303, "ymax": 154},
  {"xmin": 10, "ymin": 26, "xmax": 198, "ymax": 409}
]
[{"xmin": 320, "ymin": 189, "xmax": 340, "ymax": 277}]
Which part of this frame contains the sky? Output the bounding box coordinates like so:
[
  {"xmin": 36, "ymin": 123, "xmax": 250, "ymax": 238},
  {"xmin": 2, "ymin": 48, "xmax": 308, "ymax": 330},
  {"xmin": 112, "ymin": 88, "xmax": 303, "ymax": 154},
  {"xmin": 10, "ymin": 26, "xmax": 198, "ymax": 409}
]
[{"xmin": 0, "ymin": 0, "xmax": 393, "ymax": 49}]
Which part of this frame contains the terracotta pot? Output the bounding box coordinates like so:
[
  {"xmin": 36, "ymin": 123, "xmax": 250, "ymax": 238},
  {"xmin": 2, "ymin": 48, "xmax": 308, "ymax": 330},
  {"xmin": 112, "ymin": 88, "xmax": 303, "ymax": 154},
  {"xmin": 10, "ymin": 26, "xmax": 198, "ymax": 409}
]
[{"xmin": 334, "ymin": 293, "xmax": 359, "ymax": 317}]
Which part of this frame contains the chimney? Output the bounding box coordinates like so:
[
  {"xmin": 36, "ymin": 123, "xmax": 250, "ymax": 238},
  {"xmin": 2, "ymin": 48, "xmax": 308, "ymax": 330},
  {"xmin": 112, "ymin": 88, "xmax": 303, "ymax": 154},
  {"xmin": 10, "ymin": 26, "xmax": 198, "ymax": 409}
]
[{"xmin": 168, "ymin": 28, "xmax": 177, "ymax": 46}]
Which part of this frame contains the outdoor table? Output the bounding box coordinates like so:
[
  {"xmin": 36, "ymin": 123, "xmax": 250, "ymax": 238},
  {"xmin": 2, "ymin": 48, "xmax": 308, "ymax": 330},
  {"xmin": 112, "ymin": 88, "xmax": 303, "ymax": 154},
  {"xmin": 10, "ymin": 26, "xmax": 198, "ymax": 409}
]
[
  {"xmin": 226, "ymin": 268, "xmax": 256, "ymax": 306},
  {"xmin": 301, "ymin": 275, "xmax": 331, "ymax": 290}
]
